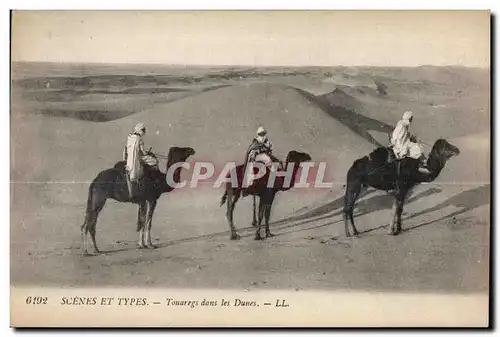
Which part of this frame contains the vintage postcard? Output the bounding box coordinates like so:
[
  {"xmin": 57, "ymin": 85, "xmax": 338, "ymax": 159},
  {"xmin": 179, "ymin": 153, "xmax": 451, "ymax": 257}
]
[{"xmin": 10, "ymin": 10, "xmax": 491, "ymax": 327}]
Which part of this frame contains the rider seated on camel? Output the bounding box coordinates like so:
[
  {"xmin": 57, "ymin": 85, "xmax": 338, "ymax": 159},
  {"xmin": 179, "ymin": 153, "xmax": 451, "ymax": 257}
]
[
  {"xmin": 122, "ymin": 123, "xmax": 159, "ymax": 198},
  {"xmin": 389, "ymin": 110, "xmax": 431, "ymax": 175},
  {"xmin": 245, "ymin": 126, "xmax": 283, "ymax": 171}
]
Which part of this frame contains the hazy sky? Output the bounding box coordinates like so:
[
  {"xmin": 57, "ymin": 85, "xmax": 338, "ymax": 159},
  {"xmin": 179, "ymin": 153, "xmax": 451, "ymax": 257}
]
[{"xmin": 11, "ymin": 10, "xmax": 490, "ymax": 67}]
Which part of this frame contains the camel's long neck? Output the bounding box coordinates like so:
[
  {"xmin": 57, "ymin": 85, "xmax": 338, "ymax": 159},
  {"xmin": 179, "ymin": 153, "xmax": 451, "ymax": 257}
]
[
  {"xmin": 161, "ymin": 160, "xmax": 183, "ymax": 193},
  {"xmin": 422, "ymin": 153, "xmax": 446, "ymax": 183},
  {"xmin": 278, "ymin": 161, "xmax": 302, "ymax": 191},
  {"xmin": 159, "ymin": 172, "xmax": 171, "ymax": 193}
]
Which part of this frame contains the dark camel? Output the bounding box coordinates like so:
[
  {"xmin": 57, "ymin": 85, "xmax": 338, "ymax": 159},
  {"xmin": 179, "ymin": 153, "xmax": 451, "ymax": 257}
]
[
  {"xmin": 220, "ymin": 151, "xmax": 312, "ymax": 240},
  {"xmin": 343, "ymin": 139, "xmax": 460, "ymax": 236},
  {"xmin": 80, "ymin": 146, "xmax": 195, "ymax": 255}
]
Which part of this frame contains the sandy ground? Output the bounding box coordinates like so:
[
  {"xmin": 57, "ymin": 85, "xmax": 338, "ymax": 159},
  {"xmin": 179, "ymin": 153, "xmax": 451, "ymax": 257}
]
[{"xmin": 10, "ymin": 63, "xmax": 490, "ymax": 294}]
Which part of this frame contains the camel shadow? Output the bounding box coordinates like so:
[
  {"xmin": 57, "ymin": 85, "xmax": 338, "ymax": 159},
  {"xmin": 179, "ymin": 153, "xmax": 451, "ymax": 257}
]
[
  {"xmin": 272, "ymin": 189, "xmax": 377, "ymax": 227},
  {"xmin": 85, "ymin": 242, "xmax": 166, "ymax": 255},
  {"xmin": 271, "ymin": 219, "xmax": 343, "ymax": 238},
  {"xmin": 87, "ymin": 225, "xmax": 261, "ymax": 255},
  {"xmin": 356, "ymin": 187, "xmax": 443, "ymax": 216},
  {"xmin": 402, "ymin": 184, "xmax": 491, "ymax": 232},
  {"xmin": 406, "ymin": 186, "xmax": 443, "ymax": 204},
  {"xmin": 333, "ymin": 188, "xmax": 445, "ymax": 237},
  {"xmin": 272, "ymin": 186, "xmax": 443, "ymax": 229},
  {"xmin": 291, "ymin": 185, "xmax": 483, "ymax": 237},
  {"xmin": 87, "ymin": 186, "xmax": 459, "ymax": 256},
  {"xmin": 275, "ymin": 186, "xmax": 444, "ymax": 237}
]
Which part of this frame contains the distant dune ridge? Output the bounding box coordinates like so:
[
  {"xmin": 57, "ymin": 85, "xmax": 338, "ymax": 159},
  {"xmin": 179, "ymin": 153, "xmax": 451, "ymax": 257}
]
[
  {"xmin": 105, "ymin": 82, "xmax": 376, "ymax": 184},
  {"xmin": 10, "ymin": 62, "xmax": 490, "ymax": 199},
  {"xmin": 320, "ymin": 87, "xmax": 366, "ymax": 113}
]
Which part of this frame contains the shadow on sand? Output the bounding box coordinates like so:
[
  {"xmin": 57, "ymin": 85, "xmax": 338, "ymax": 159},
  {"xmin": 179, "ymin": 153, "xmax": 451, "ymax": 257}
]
[
  {"xmin": 273, "ymin": 186, "xmax": 443, "ymax": 227},
  {"xmin": 403, "ymin": 184, "xmax": 490, "ymax": 232},
  {"xmin": 295, "ymin": 88, "xmax": 394, "ymax": 147},
  {"xmin": 92, "ymin": 184, "xmax": 489, "ymax": 255}
]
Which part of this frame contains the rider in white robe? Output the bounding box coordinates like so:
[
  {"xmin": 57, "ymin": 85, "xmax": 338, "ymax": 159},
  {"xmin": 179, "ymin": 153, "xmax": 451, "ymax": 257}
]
[
  {"xmin": 246, "ymin": 126, "xmax": 274, "ymax": 165},
  {"xmin": 122, "ymin": 123, "xmax": 149, "ymax": 198},
  {"xmin": 124, "ymin": 123, "xmax": 147, "ymax": 181},
  {"xmin": 243, "ymin": 126, "xmax": 282, "ymax": 187},
  {"xmin": 390, "ymin": 111, "xmax": 430, "ymax": 174}
]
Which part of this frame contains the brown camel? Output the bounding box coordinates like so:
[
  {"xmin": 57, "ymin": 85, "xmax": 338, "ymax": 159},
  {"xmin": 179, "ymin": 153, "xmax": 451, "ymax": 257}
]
[
  {"xmin": 80, "ymin": 146, "xmax": 195, "ymax": 255},
  {"xmin": 220, "ymin": 150, "xmax": 312, "ymax": 240},
  {"xmin": 343, "ymin": 139, "xmax": 459, "ymax": 237}
]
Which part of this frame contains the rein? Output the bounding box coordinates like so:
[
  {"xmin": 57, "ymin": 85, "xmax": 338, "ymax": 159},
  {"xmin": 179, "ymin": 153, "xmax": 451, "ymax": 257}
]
[
  {"xmin": 420, "ymin": 142, "xmax": 432, "ymax": 149},
  {"xmin": 366, "ymin": 161, "xmax": 392, "ymax": 176},
  {"xmin": 150, "ymin": 152, "xmax": 169, "ymax": 160}
]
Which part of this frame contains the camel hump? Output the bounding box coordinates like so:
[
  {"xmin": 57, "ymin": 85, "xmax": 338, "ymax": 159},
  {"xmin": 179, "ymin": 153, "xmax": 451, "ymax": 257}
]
[
  {"xmin": 114, "ymin": 161, "xmax": 126, "ymax": 171},
  {"xmin": 368, "ymin": 146, "xmax": 391, "ymax": 163}
]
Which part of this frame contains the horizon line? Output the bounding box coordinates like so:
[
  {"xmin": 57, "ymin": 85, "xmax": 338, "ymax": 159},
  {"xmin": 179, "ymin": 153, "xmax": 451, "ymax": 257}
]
[{"xmin": 11, "ymin": 60, "xmax": 490, "ymax": 70}]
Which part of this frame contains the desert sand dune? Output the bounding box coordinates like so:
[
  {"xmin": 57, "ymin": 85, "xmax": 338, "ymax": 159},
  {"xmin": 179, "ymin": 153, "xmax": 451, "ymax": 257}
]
[
  {"xmin": 330, "ymin": 75, "xmax": 490, "ymax": 143},
  {"xmin": 107, "ymin": 83, "xmax": 375, "ymax": 175},
  {"xmin": 10, "ymin": 64, "xmax": 490, "ymax": 293}
]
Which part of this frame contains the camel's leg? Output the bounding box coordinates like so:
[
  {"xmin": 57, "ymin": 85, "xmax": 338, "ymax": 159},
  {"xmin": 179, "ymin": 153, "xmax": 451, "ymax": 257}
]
[
  {"xmin": 251, "ymin": 195, "xmax": 257, "ymax": 227},
  {"xmin": 388, "ymin": 198, "xmax": 398, "ymax": 235},
  {"xmin": 254, "ymin": 197, "xmax": 266, "ymax": 240},
  {"xmin": 343, "ymin": 211, "xmax": 350, "ymax": 237},
  {"xmin": 89, "ymin": 223, "xmax": 100, "ymax": 255},
  {"xmin": 80, "ymin": 209, "xmax": 90, "ymax": 256},
  {"xmin": 394, "ymin": 199, "xmax": 404, "ymax": 235},
  {"xmin": 137, "ymin": 205, "xmax": 144, "ymax": 247},
  {"xmin": 141, "ymin": 202, "xmax": 149, "ymax": 248},
  {"xmin": 137, "ymin": 202, "xmax": 148, "ymax": 248},
  {"xmin": 359, "ymin": 184, "xmax": 369, "ymax": 198},
  {"xmin": 226, "ymin": 188, "xmax": 241, "ymax": 240},
  {"xmin": 343, "ymin": 182, "xmax": 362, "ymax": 237},
  {"xmin": 389, "ymin": 189, "xmax": 407, "ymax": 235},
  {"xmin": 394, "ymin": 190, "xmax": 408, "ymax": 234},
  {"xmin": 145, "ymin": 200, "xmax": 157, "ymax": 248},
  {"xmin": 85, "ymin": 212, "xmax": 103, "ymax": 255},
  {"xmin": 265, "ymin": 194, "xmax": 276, "ymax": 238},
  {"xmin": 349, "ymin": 211, "xmax": 359, "ymax": 236},
  {"xmin": 80, "ymin": 221, "xmax": 89, "ymax": 256},
  {"xmin": 82, "ymin": 190, "xmax": 107, "ymax": 255}
]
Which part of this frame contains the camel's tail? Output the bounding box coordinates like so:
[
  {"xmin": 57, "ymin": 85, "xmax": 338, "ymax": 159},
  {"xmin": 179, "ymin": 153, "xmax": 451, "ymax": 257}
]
[{"xmin": 220, "ymin": 190, "xmax": 227, "ymax": 207}]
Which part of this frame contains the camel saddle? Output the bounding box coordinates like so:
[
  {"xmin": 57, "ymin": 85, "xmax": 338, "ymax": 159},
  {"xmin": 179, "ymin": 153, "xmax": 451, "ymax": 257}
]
[
  {"xmin": 368, "ymin": 145, "xmax": 397, "ymax": 164},
  {"xmin": 114, "ymin": 156, "xmax": 160, "ymax": 199},
  {"xmin": 241, "ymin": 160, "xmax": 284, "ymax": 197}
]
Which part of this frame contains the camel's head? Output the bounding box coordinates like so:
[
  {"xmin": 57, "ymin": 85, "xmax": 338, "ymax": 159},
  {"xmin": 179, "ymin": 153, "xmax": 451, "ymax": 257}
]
[
  {"xmin": 431, "ymin": 139, "xmax": 460, "ymax": 161},
  {"xmin": 167, "ymin": 146, "xmax": 196, "ymax": 166},
  {"xmin": 285, "ymin": 151, "xmax": 312, "ymax": 164},
  {"xmin": 185, "ymin": 147, "xmax": 196, "ymax": 158}
]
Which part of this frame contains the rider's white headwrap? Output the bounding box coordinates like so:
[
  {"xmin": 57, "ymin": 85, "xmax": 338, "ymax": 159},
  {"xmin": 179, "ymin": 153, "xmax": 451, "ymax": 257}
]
[
  {"xmin": 133, "ymin": 123, "xmax": 146, "ymax": 135},
  {"xmin": 402, "ymin": 110, "xmax": 413, "ymax": 121},
  {"xmin": 256, "ymin": 126, "xmax": 267, "ymax": 143}
]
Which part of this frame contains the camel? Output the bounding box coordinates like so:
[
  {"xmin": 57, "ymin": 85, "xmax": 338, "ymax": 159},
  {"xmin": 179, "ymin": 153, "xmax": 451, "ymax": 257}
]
[
  {"xmin": 80, "ymin": 146, "xmax": 195, "ymax": 255},
  {"xmin": 342, "ymin": 139, "xmax": 460, "ymax": 237},
  {"xmin": 220, "ymin": 150, "xmax": 312, "ymax": 240}
]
